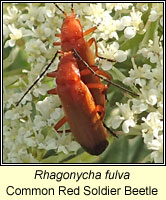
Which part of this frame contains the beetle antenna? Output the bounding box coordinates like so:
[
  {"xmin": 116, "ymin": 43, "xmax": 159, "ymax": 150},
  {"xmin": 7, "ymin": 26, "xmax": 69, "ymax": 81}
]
[
  {"xmin": 16, "ymin": 51, "xmax": 60, "ymax": 106},
  {"xmin": 71, "ymin": 3, "xmax": 74, "ymax": 13},
  {"xmin": 98, "ymin": 56, "xmax": 116, "ymax": 63},
  {"xmin": 72, "ymin": 48, "xmax": 139, "ymax": 97},
  {"xmin": 103, "ymin": 123, "xmax": 118, "ymax": 138},
  {"xmin": 54, "ymin": 3, "xmax": 67, "ymax": 16}
]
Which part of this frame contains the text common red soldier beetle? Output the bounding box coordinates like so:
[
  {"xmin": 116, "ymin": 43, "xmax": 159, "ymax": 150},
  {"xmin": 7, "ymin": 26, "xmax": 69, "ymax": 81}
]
[{"xmin": 16, "ymin": 3, "xmax": 138, "ymax": 155}]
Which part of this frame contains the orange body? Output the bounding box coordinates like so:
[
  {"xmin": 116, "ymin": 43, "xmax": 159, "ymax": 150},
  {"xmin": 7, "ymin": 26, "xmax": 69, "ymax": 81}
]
[
  {"xmin": 55, "ymin": 9, "xmax": 109, "ymax": 119},
  {"xmin": 47, "ymin": 4, "xmax": 111, "ymax": 155},
  {"xmin": 56, "ymin": 52, "xmax": 108, "ymax": 155}
]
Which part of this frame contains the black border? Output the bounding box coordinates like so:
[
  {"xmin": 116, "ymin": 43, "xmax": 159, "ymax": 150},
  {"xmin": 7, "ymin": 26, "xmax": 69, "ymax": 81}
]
[{"xmin": 1, "ymin": 1, "xmax": 165, "ymax": 166}]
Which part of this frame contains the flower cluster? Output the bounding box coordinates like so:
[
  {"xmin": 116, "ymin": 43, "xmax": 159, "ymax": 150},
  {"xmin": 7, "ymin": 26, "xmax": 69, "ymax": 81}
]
[{"xmin": 3, "ymin": 3, "xmax": 163, "ymax": 163}]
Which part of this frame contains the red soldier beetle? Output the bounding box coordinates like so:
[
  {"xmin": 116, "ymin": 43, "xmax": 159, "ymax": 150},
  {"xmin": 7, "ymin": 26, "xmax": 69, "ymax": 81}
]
[{"xmin": 47, "ymin": 50, "xmax": 109, "ymax": 155}]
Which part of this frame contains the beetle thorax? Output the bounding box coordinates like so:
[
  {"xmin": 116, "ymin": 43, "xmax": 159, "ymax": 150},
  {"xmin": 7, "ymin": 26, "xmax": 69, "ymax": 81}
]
[{"xmin": 61, "ymin": 15, "xmax": 83, "ymax": 43}]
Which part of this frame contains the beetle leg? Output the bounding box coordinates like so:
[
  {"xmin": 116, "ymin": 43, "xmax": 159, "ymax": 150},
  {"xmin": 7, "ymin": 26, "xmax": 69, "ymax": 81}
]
[
  {"xmin": 95, "ymin": 69, "xmax": 111, "ymax": 81},
  {"xmin": 47, "ymin": 70, "xmax": 57, "ymax": 78},
  {"xmin": 55, "ymin": 33, "xmax": 61, "ymax": 37},
  {"xmin": 87, "ymin": 38, "xmax": 99, "ymax": 57},
  {"xmin": 80, "ymin": 66, "xmax": 98, "ymax": 76},
  {"xmin": 83, "ymin": 26, "xmax": 97, "ymax": 36},
  {"xmin": 86, "ymin": 32, "xmax": 116, "ymax": 62},
  {"xmin": 54, "ymin": 116, "xmax": 67, "ymax": 131},
  {"xmin": 48, "ymin": 88, "xmax": 58, "ymax": 95},
  {"xmin": 53, "ymin": 42, "xmax": 61, "ymax": 46},
  {"xmin": 86, "ymin": 83, "xmax": 108, "ymax": 93},
  {"xmin": 87, "ymin": 38, "xmax": 116, "ymax": 62},
  {"xmin": 80, "ymin": 66, "xmax": 111, "ymax": 81}
]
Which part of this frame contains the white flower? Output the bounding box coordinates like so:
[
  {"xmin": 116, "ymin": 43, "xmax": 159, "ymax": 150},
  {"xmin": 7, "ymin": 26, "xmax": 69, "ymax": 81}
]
[
  {"xmin": 4, "ymin": 24, "xmax": 22, "ymax": 47},
  {"xmin": 132, "ymin": 99, "xmax": 148, "ymax": 114},
  {"xmin": 124, "ymin": 26, "xmax": 136, "ymax": 39},
  {"xmin": 130, "ymin": 8, "xmax": 143, "ymax": 30},
  {"xmin": 25, "ymin": 39, "xmax": 47, "ymax": 57},
  {"xmin": 151, "ymin": 150, "xmax": 163, "ymax": 163},
  {"xmin": 56, "ymin": 132, "xmax": 80, "ymax": 154},
  {"xmin": 138, "ymin": 32, "xmax": 162, "ymax": 64},
  {"xmin": 149, "ymin": 3, "xmax": 163, "ymax": 22},
  {"xmin": 9, "ymin": 24, "xmax": 22, "ymax": 39},
  {"xmin": 126, "ymin": 59, "xmax": 154, "ymax": 86},
  {"xmin": 3, "ymin": 24, "xmax": 10, "ymax": 39},
  {"xmin": 17, "ymin": 128, "xmax": 36, "ymax": 147},
  {"xmin": 111, "ymin": 101, "xmax": 136, "ymax": 133},
  {"xmin": 49, "ymin": 108, "xmax": 62, "ymax": 122},
  {"xmin": 141, "ymin": 4, "xmax": 149, "ymax": 12},
  {"xmin": 38, "ymin": 138, "xmax": 57, "ymax": 151},
  {"xmin": 114, "ymin": 50, "xmax": 127, "ymax": 62},
  {"xmin": 122, "ymin": 119, "xmax": 135, "ymax": 133},
  {"xmin": 33, "ymin": 84, "xmax": 50, "ymax": 97},
  {"xmin": 66, "ymin": 141, "xmax": 81, "ymax": 152},
  {"xmin": 85, "ymin": 3, "xmax": 104, "ymax": 24},
  {"xmin": 22, "ymin": 103, "xmax": 33, "ymax": 117},
  {"xmin": 110, "ymin": 115, "xmax": 124, "ymax": 129},
  {"xmin": 147, "ymin": 52, "xmax": 158, "ymax": 63},
  {"xmin": 97, "ymin": 13, "xmax": 118, "ymax": 40},
  {"xmin": 123, "ymin": 7, "xmax": 143, "ymax": 39},
  {"xmin": 106, "ymin": 3, "xmax": 133, "ymax": 12},
  {"xmin": 142, "ymin": 112, "xmax": 163, "ymax": 138},
  {"xmin": 98, "ymin": 41, "xmax": 127, "ymax": 68},
  {"xmin": 57, "ymin": 145, "xmax": 68, "ymax": 154},
  {"xmin": 160, "ymin": 16, "xmax": 163, "ymax": 26},
  {"xmin": 148, "ymin": 135, "xmax": 163, "ymax": 163},
  {"xmin": 36, "ymin": 96, "xmax": 61, "ymax": 119},
  {"xmin": 5, "ymin": 109, "xmax": 20, "ymax": 120},
  {"xmin": 4, "ymin": 24, "xmax": 32, "ymax": 48},
  {"xmin": 149, "ymin": 10, "xmax": 159, "ymax": 22},
  {"xmin": 148, "ymin": 135, "xmax": 163, "ymax": 150},
  {"xmin": 101, "ymin": 60, "xmax": 113, "ymax": 71},
  {"xmin": 3, "ymin": 5, "xmax": 20, "ymax": 24},
  {"xmin": 141, "ymin": 88, "xmax": 158, "ymax": 106},
  {"xmin": 33, "ymin": 115, "xmax": 47, "ymax": 131},
  {"xmin": 115, "ymin": 19, "xmax": 125, "ymax": 31},
  {"xmin": 121, "ymin": 16, "xmax": 132, "ymax": 27}
]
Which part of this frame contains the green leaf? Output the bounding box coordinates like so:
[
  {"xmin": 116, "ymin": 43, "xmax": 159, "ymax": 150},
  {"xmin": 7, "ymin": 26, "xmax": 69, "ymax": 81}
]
[{"xmin": 100, "ymin": 135, "xmax": 151, "ymax": 163}]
